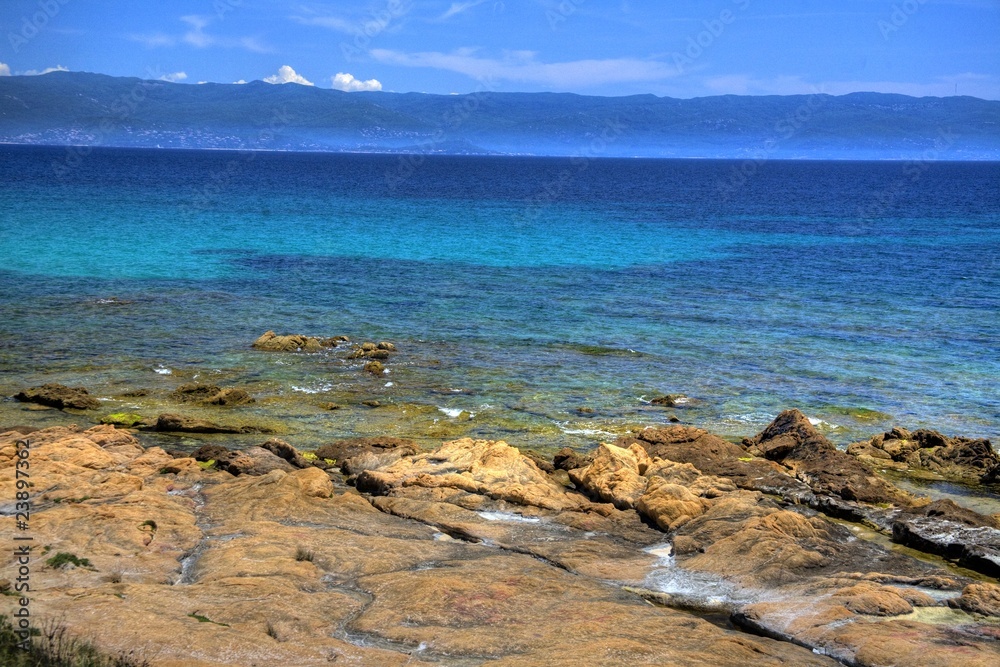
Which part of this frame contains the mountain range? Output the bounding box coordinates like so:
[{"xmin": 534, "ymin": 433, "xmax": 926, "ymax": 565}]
[{"xmin": 1, "ymin": 71, "xmax": 998, "ymax": 159}]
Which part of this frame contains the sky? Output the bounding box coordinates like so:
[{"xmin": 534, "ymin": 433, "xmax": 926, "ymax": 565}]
[{"xmin": 1, "ymin": 0, "xmax": 998, "ymax": 99}]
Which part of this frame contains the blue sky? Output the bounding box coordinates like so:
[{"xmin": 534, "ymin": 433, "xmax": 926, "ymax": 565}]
[{"xmin": 1, "ymin": 0, "xmax": 998, "ymax": 98}]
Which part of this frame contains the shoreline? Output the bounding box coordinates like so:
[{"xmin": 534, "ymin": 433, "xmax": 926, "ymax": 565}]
[{"xmin": 2, "ymin": 409, "xmax": 998, "ymax": 666}]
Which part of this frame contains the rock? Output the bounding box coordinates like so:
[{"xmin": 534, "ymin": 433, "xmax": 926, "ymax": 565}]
[
  {"xmin": 7, "ymin": 425, "xmax": 1000, "ymax": 667},
  {"xmin": 949, "ymin": 583, "xmax": 1000, "ymax": 617},
  {"xmin": 362, "ymin": 399, "xmax": 382, "ymax": 407},
  {"xmin": 356, "ymin": 438, "xmax": 589, "ymax": 512},
  {"xmin": 553, "ymin": 447, "xmax": 589, "ymax": 471},
  {"xmin": 635, "ymin": 477, "xmax": 707, "ymax": 531},
  {"xmin": 363, "ymin": 360, "xmax": 385, "ymax": 375},
  {"xmin": 100, "ymin": 412, "xmax": 148, "ymax": 428},
  {"xmin": 832, "ymin": 582, "xmax": 915, "ymax": 616},
  {"xmin": 171, "ymin": 382, "xmax": 222, "ymax": 402},
  {"xmin": 847, "ymin": 427, "xmax": 1000, "ymax": 484},
  {"xmin": 252, "ymin": 330, "xmax": 340, "ymax": 353},
  {"xmin": 191, "ymin": 444, "xmax": 230, "ymax": 462},
  {"xmin": 617, "ymin": 425, "xmax": 813, "ymax": 502},
  {"xmin": 205, "ymin": 387, "xmax": 255, "ymax": 406},
  {"xmin": 523, "ymin": 450, "xmax": 555, "ymax": 473},
  {"xmin": 259, "ymin": 438, "xmax": 312, "ymax": 469},
  {"xmin": 351, "ymin": 341, "xmax": 397, "ymax": 362},
  {"xmin": 568, "ymin": 443, "xmax": 651, "ymax": 510},
  {"xmin": 0, "ymin": 425, "xmax": 38, "ymax": 435},
  {"xmin": 150, "ymin": 413, "xmax": 265, "ymax": 434},
  {"xmin": 215, "ymin": 446, "xmax": 296, "ymax": 476},
  {"xmin": 650, "ymin": 394, "xmax": 689, "ymax": 407},
  {"xmin": 315, "ymin": 437, "xmax": 419, "ymax": 468},
  {"xmin": 891, "ymin": 500, "xmax": 1000, "ymax": 577},
  {"xmin": 743, "ymin": 410, "xmax": 911, "ymax": 505},
  {"xmin": 172, "ymin": 383, "xmax": 255, "ymax": 407},
  {"xmin": 14, "ymin": 383, "xmax": 100, "ymax": 410}
]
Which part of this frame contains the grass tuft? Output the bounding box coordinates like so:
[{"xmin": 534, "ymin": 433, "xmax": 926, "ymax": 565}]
[
  {"xmin": 46, "ymin": 553, "xmax": 92, "ymax": 569},
  {"xmin": 1, "ymin": 614, "xmax": 149, "ymax": 666}
]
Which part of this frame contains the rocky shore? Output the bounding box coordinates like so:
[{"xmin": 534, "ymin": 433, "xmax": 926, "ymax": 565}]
[{"xmin": 2, "ymin": 407, "xmax": 999, "ymax": 666}]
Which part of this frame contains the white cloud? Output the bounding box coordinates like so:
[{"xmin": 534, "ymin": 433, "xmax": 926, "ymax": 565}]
[
  {"xmin": 439, "ymin": 1, "xmax": 487, "ymax": 21},
  {"xmin": 181, "ymin": 15, "xmax": 213, "ymax": 48},
  {"xmin": 22, "ymin": 65, "xmax": 69, "ymax": 76},
  {"xmin": 331, "ymin": 72, "xmax": 382, "ymax": 92},
  {"xmin": 290, "ymin": 15, "xmax": 356, "ymax": 33},
  {"xmin": 130, "ymin": 16, "xmax": 272, "ymax": 53},
  {"xmin": 264, "ymin": 65, "xmax": 314, "ymax": 86},
  {"xmin": 233, "ymin": 79, "xmax": 247, "ymax": 84},
  {"xmin": 0, "ymin": 63, "xmax": 10, "ymax": 77},
  {"xmin": 159, "ymin": 72, "xmax": 188, "ymax": 83},
  {"xmin": 369, "ymin": 49, "xmax": 679, "ymax": 89}
]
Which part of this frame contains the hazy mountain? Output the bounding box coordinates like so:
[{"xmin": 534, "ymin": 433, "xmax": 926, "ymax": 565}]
[{"xmin": 1, "ymin": 71, "xmax": 998, "ymax": 159}]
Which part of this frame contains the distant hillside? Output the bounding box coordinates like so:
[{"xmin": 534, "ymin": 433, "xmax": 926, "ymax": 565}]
[{"xmin": 1, "ymin": 71, "xmax": 998, "ymax": 158}]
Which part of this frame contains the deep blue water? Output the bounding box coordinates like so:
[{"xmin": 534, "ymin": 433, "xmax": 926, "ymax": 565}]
[{"xmin": 1, "ymin": 145, "xmax": 997, "ymax": 448}]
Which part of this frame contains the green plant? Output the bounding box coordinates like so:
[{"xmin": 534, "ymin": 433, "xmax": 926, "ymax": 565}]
[
  {"xmin": 46, "ymin": 553, "xmax": 91, "ymax": 569},
  {"xmin": 187, "ymin": 613, "xmax": 229, "ymax": 627},
  {"xmin": 1, "ymin": 614, "xmax": 149, "ymax": 666}
]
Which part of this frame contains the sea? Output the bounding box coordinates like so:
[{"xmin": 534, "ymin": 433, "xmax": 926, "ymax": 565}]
[{"xmin": 1, "ymin": 145, "xmax": 998, "ymax": 453}]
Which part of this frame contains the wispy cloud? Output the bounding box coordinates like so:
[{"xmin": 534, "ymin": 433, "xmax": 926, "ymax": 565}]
[
  {"xmin": 331, "ymin": 72, "xmax": 382, "ymax": 91},
  {"xmin": 0, "ymin": 63, "xmax": 10, "ymax": 77},
  {"xmin": 439, "ymin": 0, "xmax": 486, "ymax": 21},
  {"xmin": 370, "ymin": 49, "xmax": 679, "ymax": 88},
  {"xmin": 129, "ymin": 16, "xmax": 271, "ymax": 53},
  {"xmin": 290, "ymin": 14, "xmax": 356, "ymax": 33},
  {"xmin": 159, "ymin": 71, "xmax": 188, "ymax": 83},
  {"xmin": 128, "ymin": 32, "xmax": 176, "ymax": 48},
  {"xmin": 22, "ymin": 65, "xmax": 69, "ymax": 76},
  {"xmin": 264, "ymin": 65, "xmax": 314, "ymax": 86}
]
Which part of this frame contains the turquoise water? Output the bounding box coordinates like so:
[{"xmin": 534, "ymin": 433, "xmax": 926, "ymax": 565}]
[{"xmin": 1, "ymin": 146, "xmax": 998, "ymax": 450}]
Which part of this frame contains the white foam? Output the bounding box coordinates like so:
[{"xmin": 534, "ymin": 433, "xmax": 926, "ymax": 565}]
[
  {"xmin": 808, "ymin": 417, "xmax": 842, "ymax": 429},
  {"xmin": 291, "ymin": 383, "xmax": 333, "ymax": 394},
  {"xmin": 384, "ymin": 382, "xmax": 394, "ymax": 387},
  {"xmin": 154, "ymin": 366, "xmax": 172, "ymax": 375},
  {"xmin": 722, "ymin": 412, "xmax": 776, "ymax": 425},
  {"xmin": 438, "ymin": 407, "xmax": 474, "ymax": 419},
  {"xmin": 644, "ymin": 543, "xmax": 674, "ymax": 561},
  {"xmin": 557, "ymin": 423, "xmax": 615, "ymax": 437},
  {"xmin": 478, "ymin": 511, "xmax": 541, "ymax": 524}
]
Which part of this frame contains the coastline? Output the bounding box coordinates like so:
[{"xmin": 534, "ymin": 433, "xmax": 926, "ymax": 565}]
[{"xmin": 1, "ymin": 399, "xmax": 998, "ymax": 665}]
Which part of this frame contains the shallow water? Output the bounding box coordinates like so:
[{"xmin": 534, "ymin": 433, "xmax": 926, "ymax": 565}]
[{"xmin": 1, "ymin": 146, "xmax": 998, "ymax": 452}]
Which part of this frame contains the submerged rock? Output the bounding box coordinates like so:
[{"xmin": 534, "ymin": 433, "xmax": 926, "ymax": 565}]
[
  {"xmin": 14, "ymin": 383, "xmax": 101, "ymax": 410},
  {"xmin": 149, "ymin": 413, "xmax": 267, "ymax": 434},
  {"xmin": 171, "ymin": 383, "xmax": 255, "ymax": 407},
  {"xmin": 252, "ymin": 330, "xmax": 341, "ymax": 352},
  {"xmin": 848, "ymin": 427, "xmax": 1000, "ymax": 485}
]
